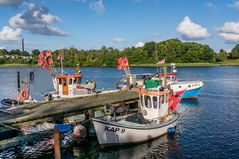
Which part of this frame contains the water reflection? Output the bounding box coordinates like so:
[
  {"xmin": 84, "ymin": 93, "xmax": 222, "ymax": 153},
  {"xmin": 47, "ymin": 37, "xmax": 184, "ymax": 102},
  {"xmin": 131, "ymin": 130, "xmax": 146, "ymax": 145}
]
[{"xmin": 71, "ymin": 134, "xmax": 183, "ymax": 159}]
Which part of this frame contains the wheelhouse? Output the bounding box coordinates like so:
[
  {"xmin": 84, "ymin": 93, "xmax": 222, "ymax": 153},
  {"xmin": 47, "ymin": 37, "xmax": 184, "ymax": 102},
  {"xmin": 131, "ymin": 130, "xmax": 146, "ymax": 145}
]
[
  {"xmin": 138, "ymin": 89, "xmax": 170, "ymax": 121},
  {"xmin": 55, "ymin": 74, "xmax": 82, "ymax": 96}
]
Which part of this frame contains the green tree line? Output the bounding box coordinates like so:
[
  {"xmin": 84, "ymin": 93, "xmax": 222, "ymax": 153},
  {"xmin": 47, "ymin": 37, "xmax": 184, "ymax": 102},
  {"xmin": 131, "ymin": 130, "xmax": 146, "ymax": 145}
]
[{"xmin": 0, "ymin": 39, "xmax": 238, "ymax": 66}]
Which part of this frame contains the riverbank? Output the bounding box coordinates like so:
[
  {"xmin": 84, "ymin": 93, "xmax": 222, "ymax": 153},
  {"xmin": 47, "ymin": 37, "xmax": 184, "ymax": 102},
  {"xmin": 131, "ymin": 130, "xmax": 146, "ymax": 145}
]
[
  {"xmin": 0, "ymin": 64, "xmax": 31, "ymax": 67},
  {"xmin": 130, "ymin": 60, "xmax": 239, "ymax": 67},
  {"xmin": 1, "ymin": 60, "xmax": 239, "ymax": 67}
]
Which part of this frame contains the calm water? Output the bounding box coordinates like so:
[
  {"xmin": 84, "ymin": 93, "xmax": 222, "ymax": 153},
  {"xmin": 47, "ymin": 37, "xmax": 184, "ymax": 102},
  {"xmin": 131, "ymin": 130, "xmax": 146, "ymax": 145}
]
[{"xmin": 0, "ymin": 66, "xmax": 239, "ymax": 159}]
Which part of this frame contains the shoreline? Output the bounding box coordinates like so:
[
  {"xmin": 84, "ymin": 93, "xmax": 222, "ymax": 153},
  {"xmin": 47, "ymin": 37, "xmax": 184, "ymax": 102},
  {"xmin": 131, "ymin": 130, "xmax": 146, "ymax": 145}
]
[{"xmin": 1, "ymin": 62, "xmax": 239, "ymax": 67}]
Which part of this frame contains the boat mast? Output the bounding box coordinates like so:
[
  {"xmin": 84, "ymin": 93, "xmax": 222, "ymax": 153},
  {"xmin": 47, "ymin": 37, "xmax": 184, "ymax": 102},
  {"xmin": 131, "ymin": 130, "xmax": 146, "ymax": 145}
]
[
  {"xmin": 60, "ymin": 49, "xmax": 64, "ymax": 75},
  {"xmin": 154, "ymin": 34, "xmax": 159, "ymax": 73}
]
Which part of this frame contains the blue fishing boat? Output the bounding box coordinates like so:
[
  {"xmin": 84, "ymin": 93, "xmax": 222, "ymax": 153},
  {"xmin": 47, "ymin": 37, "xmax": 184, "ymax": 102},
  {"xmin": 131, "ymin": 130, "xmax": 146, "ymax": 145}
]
[{"xmin": 165, "ymin": 63, "xmax": 203, "ymax": 99}]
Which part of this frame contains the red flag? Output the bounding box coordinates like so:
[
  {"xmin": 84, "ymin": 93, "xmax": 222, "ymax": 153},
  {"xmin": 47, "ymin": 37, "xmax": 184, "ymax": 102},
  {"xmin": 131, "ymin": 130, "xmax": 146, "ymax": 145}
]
[
  {"xmin": 45, "ymin": 50, "xmax": 52, "ymax": 57},
  {"xmin": 169, "ymin": 89, "xmax": 185, "ymax": 110},
  {"xmin": 117, "ymin": 57, "xmax": 129, "ymax": 70},
  {"xmin": 38, "ymin": 50, "xmax": 53, "ymax": 68},
  {"xmin": 157, "ymin": 58, "xmax": 165, "ymax": 65}
]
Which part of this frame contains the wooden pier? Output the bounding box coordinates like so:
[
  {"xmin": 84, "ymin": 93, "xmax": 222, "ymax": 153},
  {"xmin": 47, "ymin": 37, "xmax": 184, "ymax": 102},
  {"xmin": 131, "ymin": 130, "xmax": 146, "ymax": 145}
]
[
  {"xmin": 0, "ymin": 90, "xmax": 139, "ymax": 151},
  {"xmin": 0, "ymin": 90, "xmax": 139, "ymax": 126}
]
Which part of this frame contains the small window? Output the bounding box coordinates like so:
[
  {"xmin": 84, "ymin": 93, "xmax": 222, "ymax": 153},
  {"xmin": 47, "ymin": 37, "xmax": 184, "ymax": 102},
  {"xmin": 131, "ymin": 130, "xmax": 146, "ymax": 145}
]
[
  {"xmin": 63, "ymin": 79, "xmax": 67, "ymax": 86},
  {"xmin": 153, "ymin": 96, "xmax": 157, "ymax": 109},
  {"xmin": 59, "ymin": 79, "xmax": 62, "ymax": 85},
  {"xmin": 73, "ymin": 78, "xmax": 77, "ymax": 84},
  {"xmin": 77, "ymin": 77, "xmax": 82, "ymax": 84},
  {"xmin": 140, "ymin": 94, "xmax": 144, "ymax": 107},
  {"xmin": 69, "ymin": 78, "xmax": 73, "ymax": 85},
  {"xmin": 188, "ymin": 85, "xmax": 191, "ymax": 88},
  {"xmin": 145, "ymin": 95, "xmax": 152, "ymax": 108},
  {"xmin": 161, "ymin": 95, "xmax": 164, "ymax": 104},
  {"xmin": 158, "ymin": 96, "xmax": 161, "ymax": 109}
]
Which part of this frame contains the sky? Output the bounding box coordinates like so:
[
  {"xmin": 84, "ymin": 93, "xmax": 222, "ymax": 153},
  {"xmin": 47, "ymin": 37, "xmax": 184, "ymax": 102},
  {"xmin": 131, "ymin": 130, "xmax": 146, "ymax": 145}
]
[{"xmin": 0, "ymin": 0, "xmax": 239, "ymax": 52}]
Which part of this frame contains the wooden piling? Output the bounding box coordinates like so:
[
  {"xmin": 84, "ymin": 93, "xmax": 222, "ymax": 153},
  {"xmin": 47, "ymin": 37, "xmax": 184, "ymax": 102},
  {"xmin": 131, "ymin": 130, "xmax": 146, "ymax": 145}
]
[{"xmin": 54, "ymin": 128, "xmax": 61, "ymax": 159}]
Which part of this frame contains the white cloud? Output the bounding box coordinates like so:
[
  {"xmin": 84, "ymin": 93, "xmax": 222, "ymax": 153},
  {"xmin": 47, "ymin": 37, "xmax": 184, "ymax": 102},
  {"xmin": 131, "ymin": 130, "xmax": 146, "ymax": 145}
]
[
  {"xmin": 0, "ymin": 26, "xmax": 21, "ymax": 41},
  {"xmin": 0, "ymin": 46, "xmax": 6, "ymax": 49},
  {"xmin": 225, "ymin": 48, "xmax": 232, "ymax": 53},
  {"xmin": 206, "ymin": 2, "xmax": 218, "ymax": 9},
  {"xmin": 0, "ymin": 0, "xmax": 24, "ymax": 8},
  {"xmin": 9, "ymin": 3, "xmax": 67, "ymax": 36},
  {"xmin": 90, "ymin": 0, "xmax": 105, "ymax": 15},
  {"xmin": 228, "ymin": 0, "xmax": 239, "ymax": 9},
  {"xmin": 112, "ymin": 37, "xmax": 127, "ymax": 43},
  {"xmin": 216, "ymin": 22, "xmax": 239, "ymax": 43},
  {"xmin": 177, "ymin": 16, "xmax": 210, "ymax": 40},
  {"xmin": 135, "ymin": 41, "xmax": 144, "ymax": 48}
]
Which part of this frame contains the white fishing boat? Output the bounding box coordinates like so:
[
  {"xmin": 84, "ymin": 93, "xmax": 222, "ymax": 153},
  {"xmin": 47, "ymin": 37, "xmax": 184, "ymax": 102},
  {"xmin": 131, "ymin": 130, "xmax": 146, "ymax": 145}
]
[
  {"xmin": 38, "ymin": 50, "xmax": 112, "ymax": 100},
  {"xmin": 92, "ymin": 70, "xmax": 185, "ymax": 147},
  {"xmin": 1, "ymin": 72, "xmax": 37, "ymax": 107}
]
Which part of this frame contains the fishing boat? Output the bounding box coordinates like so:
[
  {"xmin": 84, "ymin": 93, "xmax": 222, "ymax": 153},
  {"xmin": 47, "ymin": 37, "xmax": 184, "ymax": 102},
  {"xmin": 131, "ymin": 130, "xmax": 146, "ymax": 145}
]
[
  {"xmin": 116, "ymin": 58, "xmax": 203, "ymax": 99},
  {"xmin": 92, "ymin": 69, "xmax": 185, "ymax": 147},
  {"xmin": 162, "ymin": 63, "xmax": 203, "ymax": 99},
  {"xmin": 1, "ymin": 72, "xmax": 37, "ymax": 107},
  {"xmin": 38, "ymin": 50, "xmax": 116, "ymax": 101}
]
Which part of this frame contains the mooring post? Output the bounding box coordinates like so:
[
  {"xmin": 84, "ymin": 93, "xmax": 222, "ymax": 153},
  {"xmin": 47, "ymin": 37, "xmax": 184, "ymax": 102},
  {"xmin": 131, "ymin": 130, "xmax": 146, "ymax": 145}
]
[
  {"xmin": 54, "ymin": 128, "xmax": 61, "ymax": 159},
  {"xmin": 17, "ymin": 71, "xmax": 20, "ymax": 95}
]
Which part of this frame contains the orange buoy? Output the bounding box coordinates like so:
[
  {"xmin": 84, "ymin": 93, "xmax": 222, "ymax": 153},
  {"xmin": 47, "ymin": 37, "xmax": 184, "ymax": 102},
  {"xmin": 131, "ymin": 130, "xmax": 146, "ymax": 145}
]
[{"xmin": 19, "ymin": 90, "xmax": 29, "ymax": 100}]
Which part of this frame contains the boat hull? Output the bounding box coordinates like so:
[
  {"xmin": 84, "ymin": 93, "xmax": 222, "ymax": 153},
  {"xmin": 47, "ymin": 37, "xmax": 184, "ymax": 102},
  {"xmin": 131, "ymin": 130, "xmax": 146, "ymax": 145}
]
[
  {"xmin": 171, "ymin": 81, "xmax": 203, "ymax": 99},
  {"xmin": 92, "ymin": 114, "xmax": 179, "ymax": 147},
  {"xmin": 182, "ymin": 86, "xmax": 203, "ymax": 99}
]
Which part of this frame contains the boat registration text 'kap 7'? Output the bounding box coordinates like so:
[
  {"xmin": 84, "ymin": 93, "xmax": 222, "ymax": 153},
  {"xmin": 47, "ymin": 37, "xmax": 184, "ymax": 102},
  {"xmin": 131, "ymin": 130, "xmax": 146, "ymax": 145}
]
[{"xmin": 104, "ymin": 126, "xmax": 125, "ymax": 133}]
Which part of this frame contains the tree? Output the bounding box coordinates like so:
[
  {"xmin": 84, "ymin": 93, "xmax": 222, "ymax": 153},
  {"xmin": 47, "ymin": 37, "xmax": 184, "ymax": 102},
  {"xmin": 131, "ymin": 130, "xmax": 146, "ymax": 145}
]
[
  {"xmin": 216, "ymin": 49, "xmax": 227, "ymax": 62},
  {"xmin": 231, "ymin": 44, "xmax": 239, "ymax": 59},
  {"xmin": 32, "ymin": 49, "xmax": 40, "ymax": 57}
]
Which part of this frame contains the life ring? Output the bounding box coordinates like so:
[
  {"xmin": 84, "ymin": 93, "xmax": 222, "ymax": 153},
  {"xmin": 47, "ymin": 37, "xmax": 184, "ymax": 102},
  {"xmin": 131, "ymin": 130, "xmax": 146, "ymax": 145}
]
[{"xmin": 19, "ymin": 90, "xmax": 29, "ymax": 100}]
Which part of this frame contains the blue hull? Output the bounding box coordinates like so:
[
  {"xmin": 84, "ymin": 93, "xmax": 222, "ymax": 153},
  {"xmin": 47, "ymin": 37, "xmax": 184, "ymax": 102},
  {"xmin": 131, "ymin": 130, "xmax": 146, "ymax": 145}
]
[{"xmin": 182, "ymin": 87, "xmax": 203, "ymax": 99}]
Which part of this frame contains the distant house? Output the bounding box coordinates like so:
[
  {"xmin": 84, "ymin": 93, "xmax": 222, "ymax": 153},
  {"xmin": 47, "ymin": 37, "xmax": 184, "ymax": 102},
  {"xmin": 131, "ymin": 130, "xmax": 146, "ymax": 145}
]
[
  {"xmin": 0, "ymin": 55, "xmax": 4, "ymax": 59},
  {"xmin": 4, "ymin": 55, "xmax": 10, "ymax": 58},
  {"xmin": 20, "ymin": 55, "xmax": 31, "ymax": 59}
]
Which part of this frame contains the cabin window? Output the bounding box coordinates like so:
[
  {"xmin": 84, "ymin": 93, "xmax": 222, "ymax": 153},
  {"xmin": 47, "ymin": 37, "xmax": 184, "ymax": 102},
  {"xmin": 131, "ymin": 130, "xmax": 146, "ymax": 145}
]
[
  {"xmin": 161, "ymin": 95, "xmax": 164, "ymax": 104},
  {"xmin": 188, "ymin": 85, "xmax": 191, "ymax": 88},
  {"xmin": 145, "ymin": 95, "xmax": 152, "ymax": 108},
  {"xmin": 158, "ymin": 96, "xmax": 161, "ymax": 109},
  {"xmin": 59, "ymin": 79, "xmax": 62, "ymax": 85},
  {"xmin": 63, "ymin": 79, "xmax": 67, "ymax": 86},
  {"xmin": 73, "ymin": 78, "xmax": 77, "ymax": 84},
  {"xmin": 140, "ymin": 94, "xmax": 144, "ymax": 107},
  {"xmin": 69, "ymin": 78, "xmax": 73, "ymax": 85},
  {"xmin": 153, "ymin": 96, "xmax": 157, "ymax": 109},
  {"xmin": 77, "ymin": 77, "xmax": 82, "ymax": 84}
]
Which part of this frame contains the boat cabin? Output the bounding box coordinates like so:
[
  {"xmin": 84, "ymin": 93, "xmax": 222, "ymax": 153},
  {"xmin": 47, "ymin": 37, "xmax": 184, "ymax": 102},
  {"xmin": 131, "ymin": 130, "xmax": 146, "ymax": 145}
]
[
  {"xmin": 137, "ymin": 78, "xmax": 172, "ymax": 121},
  {"xmin": 54, "ymin": 74, "xmax": 82, "ymax": 96}
]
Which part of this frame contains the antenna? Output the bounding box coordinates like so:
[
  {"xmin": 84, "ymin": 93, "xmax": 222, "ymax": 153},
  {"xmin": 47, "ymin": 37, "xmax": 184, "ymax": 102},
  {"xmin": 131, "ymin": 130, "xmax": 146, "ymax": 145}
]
[
  {"xmin": 154, "ymin": 33, "xmax": 160, "ymax": 73},
  {"xmin": 59, "ymin": 46, "xmax": 64, "ymax": 75}
]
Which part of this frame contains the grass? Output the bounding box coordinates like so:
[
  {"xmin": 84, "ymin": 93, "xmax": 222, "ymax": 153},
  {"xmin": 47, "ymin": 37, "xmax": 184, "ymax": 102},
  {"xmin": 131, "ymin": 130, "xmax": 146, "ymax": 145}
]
[
  {"xmin": 1, "ymin": 60, "xmax": 239, "ymax": 67},
  {"xmin": 131, "ymin": 60, "xmax": 239, "ymax": 67},
  {"xmin": 0, "ymin": 63, "xmax": 30, "ymax": 67}
]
